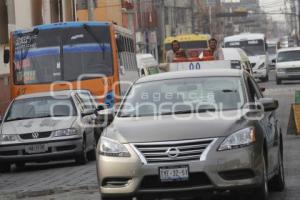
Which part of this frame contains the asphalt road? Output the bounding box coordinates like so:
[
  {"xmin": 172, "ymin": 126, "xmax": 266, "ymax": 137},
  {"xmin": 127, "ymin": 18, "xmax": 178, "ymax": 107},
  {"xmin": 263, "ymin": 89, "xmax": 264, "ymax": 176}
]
[{"xmin": 1, "ymin": 70, "xmax": 300, "ymax": 200}]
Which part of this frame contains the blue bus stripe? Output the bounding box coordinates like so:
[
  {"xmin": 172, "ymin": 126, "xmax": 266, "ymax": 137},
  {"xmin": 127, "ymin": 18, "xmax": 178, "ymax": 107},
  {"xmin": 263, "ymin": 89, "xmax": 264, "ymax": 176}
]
[{"xmin": 14, "ymin": 44, "xmax": 112, "ymax": 61}]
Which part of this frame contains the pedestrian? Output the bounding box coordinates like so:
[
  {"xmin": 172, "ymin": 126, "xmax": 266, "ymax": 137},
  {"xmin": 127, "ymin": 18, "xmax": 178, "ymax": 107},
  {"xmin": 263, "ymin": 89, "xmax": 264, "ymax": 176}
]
[
  {"xmin": 166, "ymin": 40, "xmax": 180, "ymax": 63},
  {"xmin": 199, "ymin": 38, "xmax": 221, "ymax": 60}
]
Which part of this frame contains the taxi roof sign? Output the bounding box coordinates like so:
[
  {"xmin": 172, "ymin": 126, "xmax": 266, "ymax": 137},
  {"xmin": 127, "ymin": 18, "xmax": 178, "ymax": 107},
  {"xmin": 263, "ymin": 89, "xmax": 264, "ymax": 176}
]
[{"xmin": 169, "ymin": 60, "xmax": 232, "ymax": 72}]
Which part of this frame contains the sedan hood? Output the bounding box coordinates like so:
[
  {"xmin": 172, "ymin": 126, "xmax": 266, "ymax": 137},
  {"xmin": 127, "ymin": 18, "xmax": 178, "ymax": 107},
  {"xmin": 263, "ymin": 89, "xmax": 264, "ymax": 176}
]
[
  {"xmin": 1, "ymin": 117, "xmax": 77, "ymax": 135},
  {"xmin": 249, "ymin": 55, "xmax": 266, "ymax": 69},
  {"xmin": 104, "ymin": 110, "xmax": 250, "ymax": 143}
]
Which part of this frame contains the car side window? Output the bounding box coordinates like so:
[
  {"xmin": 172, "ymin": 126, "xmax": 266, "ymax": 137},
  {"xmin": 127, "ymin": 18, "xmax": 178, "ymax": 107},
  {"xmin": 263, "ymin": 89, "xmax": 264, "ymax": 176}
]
[
  {"xmin": 78, "ymin": 92, "xmax": 96, "ymax": 110},
  {"xmin": 247, "ymin": 76, "xmax": 262, "ymax": 102},
  {"xmin": 250, "ymin": 77, "xmax": 263, "ymax": 99},
  {"xmin": 73, "ymin": 94, "xmax": 85, "ymax": 112}
]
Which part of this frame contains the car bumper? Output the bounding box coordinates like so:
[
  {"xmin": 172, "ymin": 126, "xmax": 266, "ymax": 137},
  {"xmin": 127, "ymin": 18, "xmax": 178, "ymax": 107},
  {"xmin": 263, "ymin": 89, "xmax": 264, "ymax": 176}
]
[
  {"xmin": 253, "ymin": 69, "xmax": 267, "ymax": 78},
  {"xmin": 0, "ymin": 137, "xmax": 83, "ymax": 163},
  {"xmin": 97, "ymin": 139, "xmax": 263, "ymax": 198},
  {"xmin": 276, "ymin": 72, "xmax": 300, "ymax": 80}
]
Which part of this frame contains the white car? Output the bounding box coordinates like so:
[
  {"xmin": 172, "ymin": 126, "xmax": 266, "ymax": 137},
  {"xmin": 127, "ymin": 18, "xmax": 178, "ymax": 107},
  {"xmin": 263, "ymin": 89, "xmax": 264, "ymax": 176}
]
[
  {"xmin": 136, "ymin": 53, "xmax": 160, "ymax": 77},
  {"xmin": 224, "ymin": 33, "xmax": 269, "ymax": 82},
  {"xmin": 275, "ymin": 47, "xmax": 300, "ymax": 84},
  {"xmin": 221, "ymin": 48, "xmax": 253, "ymax": 74},
  {"xmin": 0, "ymin": 90, "xmax": 99, "ymax": 172}
]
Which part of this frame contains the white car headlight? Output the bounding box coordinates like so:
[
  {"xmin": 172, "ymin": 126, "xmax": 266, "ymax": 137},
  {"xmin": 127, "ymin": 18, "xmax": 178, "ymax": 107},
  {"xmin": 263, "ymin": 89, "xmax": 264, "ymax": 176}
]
[
  {"xmin": 0, "ymin": 134, "xmax": 18, "ymax": 143},
  {"xmin": 277, "ymin": 68, "xmax": 285, "ymax": 73},
  {"xmin": 99, "ymin": 137, "xmax": 130, "ymax": 157},
  {"xmin": 258, "ymin": 62, "xmax": 266, "ymax": 69},
  {"xmin": 53, "ymin": 128, "xmax": 78, "ymax": 137},
  {"xmin": 218, "ymin": 128, "xmax": 256, "ymax": 151}
]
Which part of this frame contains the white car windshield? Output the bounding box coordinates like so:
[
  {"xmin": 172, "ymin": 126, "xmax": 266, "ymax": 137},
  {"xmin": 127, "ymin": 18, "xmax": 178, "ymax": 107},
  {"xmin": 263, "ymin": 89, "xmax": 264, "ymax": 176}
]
[
  {"xmin": 277, "ymin": 50, "xmax": 300, "ymax": 63},
  {"xmin": 5, "ymin": 96, "xmax": 77, "ymax": 122}
]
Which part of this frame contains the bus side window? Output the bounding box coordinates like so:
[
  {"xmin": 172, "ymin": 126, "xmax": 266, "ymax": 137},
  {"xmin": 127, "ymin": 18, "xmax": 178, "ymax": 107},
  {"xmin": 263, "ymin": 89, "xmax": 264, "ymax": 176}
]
[{"xmin": 116, "ymin": 36, "xmax": 123, "ymax": 52}]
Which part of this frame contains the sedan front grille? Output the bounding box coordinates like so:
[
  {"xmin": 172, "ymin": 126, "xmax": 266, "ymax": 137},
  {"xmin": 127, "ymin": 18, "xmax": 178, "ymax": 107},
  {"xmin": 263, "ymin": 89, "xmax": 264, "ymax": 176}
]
[
  {"xmin": 286, "ymin": 68, "xmax": 300, "ymax": 73},
  {"xmin": 133, "ymin": 138, "xmax": 216, "ymax": 164},
  {"xmin": 19, "ymin": 131, "xmax": 52, "ymax": 140}
]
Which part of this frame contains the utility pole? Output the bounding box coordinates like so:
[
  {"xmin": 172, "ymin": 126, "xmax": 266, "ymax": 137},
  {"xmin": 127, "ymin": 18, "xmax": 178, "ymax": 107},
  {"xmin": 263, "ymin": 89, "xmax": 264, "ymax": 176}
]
[{"xmin": 88, "ymin": 0, "xmax": 94, "ymax": 21}]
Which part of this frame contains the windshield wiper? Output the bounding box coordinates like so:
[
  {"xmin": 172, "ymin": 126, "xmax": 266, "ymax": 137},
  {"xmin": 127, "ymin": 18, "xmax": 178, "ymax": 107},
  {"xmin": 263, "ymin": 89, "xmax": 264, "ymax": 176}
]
[
  {"xmin": 5, "ymin": 117, "xmax": 32, "ymax": 122},
  {"xmin": 160, "ymin": 108, "xmax": 216, "ymax": 116}
]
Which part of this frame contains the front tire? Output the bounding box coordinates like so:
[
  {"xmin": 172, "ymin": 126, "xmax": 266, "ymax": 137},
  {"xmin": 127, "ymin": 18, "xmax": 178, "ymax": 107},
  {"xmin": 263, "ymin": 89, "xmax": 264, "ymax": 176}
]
[
  {"xmin": 261, "ymin": 74, "xmax": 269, "ymax": 82},
  {"xmin": 87, "ymin": 140, "xmax": 96, "ymax": 161},
  {"xmin": 0, "ymin": 163, "xmax": 11, "ymax": 173},
  {"xmin": 75, "ymin": 138, "xmax": 88, "ymax": 165},
  {"xmin": 101, "ymin": 196, "xmax": 132, "ymax": 200},
  {"xmin": 269, "ymin": 150, "xmax": 285, "ymax": 191},
  {"xmin": 276, "ymin": 77, "xmax": 282, "ymax": 85},
  {"xmin": 15, "ymin": 162, "xmax": 25, "ymax": 169},
  {"xmin": 253, "ymin": 155, "xmax": 269, "ymax": 200}
]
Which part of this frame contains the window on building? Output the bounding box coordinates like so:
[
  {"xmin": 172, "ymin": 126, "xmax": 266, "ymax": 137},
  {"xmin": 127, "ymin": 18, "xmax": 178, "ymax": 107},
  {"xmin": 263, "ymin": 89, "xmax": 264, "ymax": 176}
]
[{"xmin": 76, "ymin": 0, "xmax": 98, "ymax": 10}]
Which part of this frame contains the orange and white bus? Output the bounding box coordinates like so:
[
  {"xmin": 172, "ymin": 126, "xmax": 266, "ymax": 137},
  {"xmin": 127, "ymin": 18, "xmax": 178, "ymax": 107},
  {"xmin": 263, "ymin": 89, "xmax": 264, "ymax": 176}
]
[{"xmin": 3, "ymin": 22, "xmax": 138, "ymax": 107}]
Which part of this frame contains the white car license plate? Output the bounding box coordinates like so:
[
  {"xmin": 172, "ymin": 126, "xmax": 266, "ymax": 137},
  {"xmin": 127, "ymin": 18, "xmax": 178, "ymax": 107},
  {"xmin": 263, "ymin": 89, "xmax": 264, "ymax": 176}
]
[
  {"xmin": 159, "ymin": 166, "xmax": 189, "ymax": 182},
  {"xmin": 25, "ymin": 144, "xmax": 48, "ymax": 154}
]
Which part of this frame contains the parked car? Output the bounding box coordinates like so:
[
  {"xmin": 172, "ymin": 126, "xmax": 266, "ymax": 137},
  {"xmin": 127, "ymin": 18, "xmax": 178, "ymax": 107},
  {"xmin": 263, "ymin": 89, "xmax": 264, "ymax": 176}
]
[
  {"xmin": 275, "ymin": 47, "xmax": 300, "ymax": 84},
  {"xmin": 96, "ymin": 69, "xmax": 285, "ymax": 200},
  {"xmin": 136, "ymin": 53, "xmax": 160, "ymax": 77},
  {"xmin": 221, "ymin": 48, "xmax": 253, "ymax": 74},
  {"xmin": 0, "ymin": 90, "xmax": 98, "ymax": 172}
]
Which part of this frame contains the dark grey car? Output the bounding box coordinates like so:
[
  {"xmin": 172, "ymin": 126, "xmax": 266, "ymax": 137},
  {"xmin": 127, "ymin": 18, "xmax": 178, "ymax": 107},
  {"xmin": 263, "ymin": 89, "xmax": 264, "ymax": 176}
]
[{"xmin": 96, "ymin": 69, "xmax": 285, "ymax": 200}]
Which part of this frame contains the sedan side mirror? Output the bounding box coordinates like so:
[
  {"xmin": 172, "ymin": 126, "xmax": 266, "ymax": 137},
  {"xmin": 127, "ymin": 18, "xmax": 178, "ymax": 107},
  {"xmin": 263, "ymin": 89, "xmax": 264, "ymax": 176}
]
[
  {"xmin": 96, "ymin": 104, "xmax": 106, "ymax": 111},
  {"xmin": 98, "ymin": 108, "xmax": 115, "ymax": 127},
  {"xmin": 3, "ymin": 49, "xmax": 9, "ymax": 64},
  {"xmin": 81, "ymin": 109, "xmax": 95, "ymax": 117},
  {"xmin": 257, "ymin": 98, "xmax": 279, "ymax": 112},
  {"xmin": 260, "ymin": 87, "xmax": 266, "ymax": 92}
]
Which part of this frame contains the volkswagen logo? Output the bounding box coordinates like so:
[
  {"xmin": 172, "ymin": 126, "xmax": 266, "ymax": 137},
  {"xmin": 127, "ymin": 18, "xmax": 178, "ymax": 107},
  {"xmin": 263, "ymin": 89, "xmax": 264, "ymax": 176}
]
[
  {"xmin": 166, "ymin": 147, "xmax": 180, "ymax": 158},
  {"xmin": 32, "ymin": 132, "xmax": 39, "ymax": 139}
]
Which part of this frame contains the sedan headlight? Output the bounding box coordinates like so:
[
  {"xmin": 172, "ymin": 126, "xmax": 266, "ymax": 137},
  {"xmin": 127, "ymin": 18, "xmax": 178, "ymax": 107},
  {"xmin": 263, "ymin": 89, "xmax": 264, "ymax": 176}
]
[
  {"xmin": 258, "ymin": 62, "xmax": 266, "ymax": 69},
  {"xmin": 0, "ymin": 134, "xmax": 18, "ymax": 143},
  {"xmin": 99, "ymin": 137, "xmax": 130, "ymax": 157},
  {"xmin": 218, "ymin": 128, "xmax": 256, "ymax": 151},
  {"xmin": 53, "ymin": 128, "xmax": 78, "ymax": 137},
  {"xmin": 277, "ymin": 68, "xmax": 285, "ymax": 73}
]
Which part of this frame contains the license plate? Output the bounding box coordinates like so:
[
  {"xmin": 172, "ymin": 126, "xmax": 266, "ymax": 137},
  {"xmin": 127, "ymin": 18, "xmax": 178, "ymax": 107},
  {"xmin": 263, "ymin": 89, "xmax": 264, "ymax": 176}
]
[
  {"xmin": 25, "ymin": 144, "xmax": 48, "ymax": 154},
  {"xmin": 159, "ymin": 166, "xmax": 189, "ymax": 182}
]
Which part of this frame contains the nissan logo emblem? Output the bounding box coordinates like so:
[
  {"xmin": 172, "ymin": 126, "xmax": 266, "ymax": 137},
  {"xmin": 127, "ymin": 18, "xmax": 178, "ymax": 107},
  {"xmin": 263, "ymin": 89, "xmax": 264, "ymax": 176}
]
[
  {"xmin": 32, "ymin": 132, "xmax": 39, "ymax": 139},
  {"xmin": 166, "ymin": 147, "xmax": 180, "ymax": 158}
]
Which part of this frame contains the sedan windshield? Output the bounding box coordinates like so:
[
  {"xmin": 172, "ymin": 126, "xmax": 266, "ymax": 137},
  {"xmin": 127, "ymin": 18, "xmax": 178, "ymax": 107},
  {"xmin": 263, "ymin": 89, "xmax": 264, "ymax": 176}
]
[
  {"xmin": 119, "ymin": 77, "xmax": 245, "ymax": 117},
  {"xmin": 5, "ymin": 96, "xmax": 77, "ymax": 122},
  {"xmin": 277, "ymin": 50, "xmax": 300, "ymax": 62}
]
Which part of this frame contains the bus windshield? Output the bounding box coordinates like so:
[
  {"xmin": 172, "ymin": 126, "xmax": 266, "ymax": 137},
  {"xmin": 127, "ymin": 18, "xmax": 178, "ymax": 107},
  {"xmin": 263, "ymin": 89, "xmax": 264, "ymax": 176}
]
[
  {"xmin": 268, "ymin": 45, "xmax": 277, "ymax": 55},
  {"xmin": 13, "ymin": 25, "xmax": 113, "ymax": 85},
  {"xmin": 225, "ymin": 39, "xmax": 265, "ymax": 56}
]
